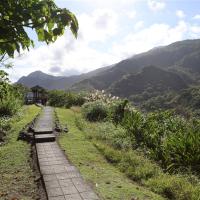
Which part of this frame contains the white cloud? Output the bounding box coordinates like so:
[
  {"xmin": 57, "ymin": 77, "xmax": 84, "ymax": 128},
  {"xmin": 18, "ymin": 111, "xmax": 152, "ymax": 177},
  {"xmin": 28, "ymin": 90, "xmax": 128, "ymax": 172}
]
[
  {"xmin": 74, "ymin": 0, "xmax": 138, "ymax": 7},
  {"xmin": 148, "ymin": 0, "xmax": 166, "ymax": 11},
  {"xmin": 126, "ymin": 10, "xmax": 137, "ymax": 19},
  {"xmin": 134, "ymin": 21, "xmax": 144, "ymax": 30},
  {"xmin": 176, "ymin": 10, "xmax": 185, "ymax": 18},
  {"xmin": 111, "ymin": 20, "xmax": 188, "ymax": 58},
  {"xmin": 9, "ymin": 1, "xmax": 200, "ymax": 83},
  {"xmin": 9, "ymin": 9, "xmax": 120, "ymax": 81},
  {"xmin": 190, "ymin": 25, "xmax": 200, "ymax": 33},
  {"xmin": 189, "ymin": 24, "xmax": 200, "ymax": 38},
  {"xmin": 78, "ymin": 9, "xmax": 118, "ymax": 42},
  {"xmin": 193, "ymin": 14, "xmax": 200, "ymax": 20}
]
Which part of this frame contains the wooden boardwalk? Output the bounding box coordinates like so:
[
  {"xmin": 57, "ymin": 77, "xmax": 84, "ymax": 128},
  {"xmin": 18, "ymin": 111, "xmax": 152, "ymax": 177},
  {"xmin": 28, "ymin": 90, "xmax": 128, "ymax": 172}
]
[{"xmin": 34, "ymin": 107, "xmax": 99, "ymax": 200}]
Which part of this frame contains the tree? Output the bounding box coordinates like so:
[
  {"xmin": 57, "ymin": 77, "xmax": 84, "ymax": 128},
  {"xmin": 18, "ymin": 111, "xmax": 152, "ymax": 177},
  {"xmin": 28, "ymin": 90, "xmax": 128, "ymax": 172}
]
[{"xmin": 0, "ymin": 0, "xmax": 79, "ymax": 57}]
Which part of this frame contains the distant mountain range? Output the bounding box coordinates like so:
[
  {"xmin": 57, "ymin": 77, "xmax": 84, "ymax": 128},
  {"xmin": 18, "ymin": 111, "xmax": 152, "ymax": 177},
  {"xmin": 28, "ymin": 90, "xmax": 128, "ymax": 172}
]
[
  {"xmin": 17, "ymin": 65, "xmax": 113, "ymax": 90},
  {"xmin": 17, "ymin": 39, "xmax": 200, "ymax": 99}
]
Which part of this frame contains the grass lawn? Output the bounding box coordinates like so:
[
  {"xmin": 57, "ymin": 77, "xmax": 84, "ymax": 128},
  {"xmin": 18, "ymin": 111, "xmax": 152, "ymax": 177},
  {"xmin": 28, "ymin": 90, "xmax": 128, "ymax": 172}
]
[
  {"xmin": 0, "ymin": 105, "xmax": 41, "ymax": 200},
  {"xmin": 56, "ymin": 108, "xmax": 164, "ymax": 200}
]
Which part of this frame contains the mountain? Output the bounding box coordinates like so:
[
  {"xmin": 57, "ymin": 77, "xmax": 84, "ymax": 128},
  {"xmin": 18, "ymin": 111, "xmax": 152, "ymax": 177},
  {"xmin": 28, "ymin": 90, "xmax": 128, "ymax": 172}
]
[
  {"xmin": 17, "ymin": 39, "xmax": 200, "ymax": 98},
  {"xmin": 17, "ymin": 65, "xmax": 113, "ymax": 90},
  {"xmin": 108, "ymin": 66, "xmax": 188, "ymax": 97},
  {"xmin": 17, "ymin": 71, "xmax": 81, "ymax": 90},
  {"xmin": 71, "ymin": 39, "xmax": 200, "ymax": 93}
]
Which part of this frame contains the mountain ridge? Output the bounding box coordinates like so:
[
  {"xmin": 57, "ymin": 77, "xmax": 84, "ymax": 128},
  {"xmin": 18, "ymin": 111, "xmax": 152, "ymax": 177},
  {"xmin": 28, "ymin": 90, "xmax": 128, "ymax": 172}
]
[{"xmin": 17, "ymin": 39, "xmax": 200, "ymax": 98}]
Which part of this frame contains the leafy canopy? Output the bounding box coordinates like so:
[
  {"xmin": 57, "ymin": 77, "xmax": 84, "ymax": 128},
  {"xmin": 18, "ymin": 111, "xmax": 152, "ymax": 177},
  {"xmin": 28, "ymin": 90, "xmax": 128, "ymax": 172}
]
[{"xmin": 0, "ymin": 0, "xmax": 79, "ymax": 57}]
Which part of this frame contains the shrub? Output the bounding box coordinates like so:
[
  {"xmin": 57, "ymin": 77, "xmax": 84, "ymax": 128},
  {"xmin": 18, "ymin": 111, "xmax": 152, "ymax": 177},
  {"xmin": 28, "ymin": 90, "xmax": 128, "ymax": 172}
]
[
  {"xmin": 0, "ymin": 117, "xmax": 11, "ymax": 141},
  {"xmin": 48, "ymin": 91, "xmax": 86, "ymax": 108},
  {"xmin": 85, "ymin": 90, "xmax": 119, "ymax": 103},
  {"xmin": 0, "ymin": 97, "xmax": 22, "ymax": 117},
  {"xmin": 73, "ymin": 93, "xmax": 85, "ymax": 106},
  {"xmin": 122, "ymin": 109, "xmax": 200, "ymax": 173},
  {"xmin": 146, "ymin": 174, "xmax": 200, "ymax": 200},
  {"xmin": 94, "ymin": 142, "xmax": 200, "ymax": 200},
  {"xmin": 162, "ymin": 118, "xmax": 200, "ymax": 172},
  {"xmin": 48, "ymin": 90, "xmax": 68, "ymax": 107},
  {"xmin": 122, "ymin": 110, "xmax": 145, "ymax": 147},
  {"xmin": 91, "ymin": 122, "xmax": 132, "ymax": 150},
  {"xmin": 82, "ymin": 101, "xmax": 108, "ymax": 121},
  {"xmin": 109, "ymin": 99, "xmax": 129, "ymax": 124},
  {"xmin": 0, "ymin": 84, "xmax": 22, "ymax": 117},
  {"xmin": 119, "ymin": 151, "xmax": 161, "ymax": 182}
]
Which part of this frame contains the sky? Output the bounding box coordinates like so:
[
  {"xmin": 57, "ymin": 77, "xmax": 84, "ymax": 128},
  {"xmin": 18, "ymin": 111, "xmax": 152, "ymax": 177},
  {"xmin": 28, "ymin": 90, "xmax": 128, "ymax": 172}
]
[{"xmin": 8, "ymin": 0, "xmax": 200, "ymax": 82}]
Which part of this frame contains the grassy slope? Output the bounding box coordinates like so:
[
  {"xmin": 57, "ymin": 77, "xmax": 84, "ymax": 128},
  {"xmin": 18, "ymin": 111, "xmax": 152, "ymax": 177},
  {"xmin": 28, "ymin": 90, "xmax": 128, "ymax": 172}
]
[
  {"xmin": 57, "ymin": 108, "xmax": 164, "ymax": 200},
  {"xmin": 0, "ymin": 105, "xmax": 41, "ymax": 200}
]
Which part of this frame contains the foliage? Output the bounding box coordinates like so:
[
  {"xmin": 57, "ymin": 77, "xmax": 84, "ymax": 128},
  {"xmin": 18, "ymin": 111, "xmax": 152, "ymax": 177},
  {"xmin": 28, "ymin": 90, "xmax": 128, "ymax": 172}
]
[
  {"xmin": 82, "ymin": 101, "xmax": 108, "ymax": 121},
  {"xmin": 94, "ymin": 142, "xmax": 200, "ymax": 200},
  {"xmin": 122, "ymin": 110, "xmax": 200, "ymax": 173},
  {"xmin": 0, "ymin": 117, "xmax": 11, "ymax": 141},
  {"xmin": 48, "ymin": 90, "xmax": 85, "ymax": 108},
  {"xmin": 82, "ymin": 90, "xmax": 200, "ymax": 174},
  {"xmin": 146, "ymin": 174, "xmax": 200, "ymax": 200},
  {"xmin": 48, "ymin": 90, "xmax": 67, "ymax": 107},
  {"xmin": 84, "ymin": 121, "xmax": 132, "ymax": 150},
  {"xmin": 83, "ymin": 90, "xmax": 130, "ymax": 123},
  {"xmin": 13, "ymin": 83, "xmax": 30, "ymax": 102},
  {"xmin": 109, "ymin": 99, "xmax": 129, "ymax": 124},
  {"xmin": 0, "ymin": 71, "xmax": 23, "ymax": 117},
  {"xmin": 0, "ymin": 105, "xmax": 41, "ymax": 199},
  {"xmin": 0, "ymin": 0, "xmax": 78, "ymax": 57},
  {"xmin": 130, "ymin": 86, "xmax": 200, "ymax": 117},
  {"xmin": 56, "ymin": 108, "xmax": 164, "ymax": 200},
  {"xmin": 57, "ymin": 107, "xmax": 200, "ymax": 200},
  {"xmin": 85, "ymin": 90, "xmax": 119, "ymax": 103}
]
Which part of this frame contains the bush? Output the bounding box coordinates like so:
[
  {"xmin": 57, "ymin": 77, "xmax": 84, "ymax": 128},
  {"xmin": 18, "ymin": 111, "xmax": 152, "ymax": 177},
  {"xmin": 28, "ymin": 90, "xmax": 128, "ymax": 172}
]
[
  {"xmin": 146, "ymin": 174, "xmax": 200, "ymax": 200},
  {"xmin": 94, "ymin": 142, "xmax": 200, "ymax": 200},
  {"xmin": 119, "ymin": 151, "xmax": 161, "ymax": 182},
  {"xmin": 91, "ymin": 122, "xmax": 132, "ymax": 149},
  {"xmin": 48, "ymin": 91, "xmax": 86, "ymax": 108},
  {"xmin": 0, "ymin": 117, "xmax": 11, "ymax": 141},
  {"xmin": 82, "ymin": 101, "xmax": 108, "ymax": 121},
  {"xmin": 48, "ymin": 90, "xmax": 68, "ymax": 107},
  {"xmin": 109, "ymin": 99, "xmax": 129, "ymax": 124},
  {"xmin": 0, "ymin": 97, "xmax": 22, "ymax": 117},
  {"xmin": 122, "ymin": 110, "xmax": 200, "ymax": 173},
  {"xmin": 0, "ymin": 83, "xmax": 23, "ymax": 117},
  {"xmin": 73, "ymin": 93, "xmax": 85, "ymax": 106}
]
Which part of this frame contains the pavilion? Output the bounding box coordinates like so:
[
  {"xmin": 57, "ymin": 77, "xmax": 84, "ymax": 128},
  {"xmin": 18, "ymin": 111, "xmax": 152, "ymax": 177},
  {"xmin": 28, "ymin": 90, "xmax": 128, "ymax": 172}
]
[{"xmin": 26, "ymin": 85, "xmax": 47, "ymax": 105}]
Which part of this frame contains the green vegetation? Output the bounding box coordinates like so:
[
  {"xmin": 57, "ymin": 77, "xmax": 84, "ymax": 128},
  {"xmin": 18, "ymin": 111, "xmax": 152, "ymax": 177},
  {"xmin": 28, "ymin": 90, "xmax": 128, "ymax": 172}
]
[
  {"xmin": 82, "ymin": 101, "xmax": 109, "ymax": 121},
  {"xmin": 54, "ymin": 90, "xmax": 200, "ymax": 175},
  {"xmin": 82, "ymin": 90, "xmax": 129, "ymax": 124},
  {"xmin": 122, "ymin": 110, "xmax": 200, "ymax": 173},
  {"xmin": 55, "ymin": 89, "xmax": 200, "ymax": 200},
  {"xmin": 130, "ymin": 85, "xmax": 200, "ymax": 117},
  {"xmin": 0, "ymin": 0, "xmax": 78, "ymax": 58},
  {"xmin": 0, "ymin": 71, "xmax": 30, "ymax": 142},
  {"xmin": 0, "ymin": 105, "xmax": 41, "ymax": 200},
  {"xmin": 48, "ymin": 90, "xmax": 85, "ymax": 108},
  {"xmin": 57, "ymin": 106, "xmax": 200, "ymax": 199},
  {"xmin": 56, "ymin": 108, "xmax": 164, "ymax": 200},
  {"xmin": 74, "ymin": 112, "xmax": 200, "ymax": 200},
  {"xmin": 0, "ymin": 71, "xmax": 27, "ymax": 118}
]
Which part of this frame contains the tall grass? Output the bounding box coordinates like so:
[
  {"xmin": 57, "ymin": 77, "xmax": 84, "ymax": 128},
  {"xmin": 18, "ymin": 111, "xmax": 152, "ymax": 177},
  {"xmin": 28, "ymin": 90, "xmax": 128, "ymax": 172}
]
[
  {"xmin": 79, "ymin": 119, "xmax": 200, "ymax": 200},
  {"xmin": 122, "ymin": 110, "xmax": 200, "ymax": 173}
]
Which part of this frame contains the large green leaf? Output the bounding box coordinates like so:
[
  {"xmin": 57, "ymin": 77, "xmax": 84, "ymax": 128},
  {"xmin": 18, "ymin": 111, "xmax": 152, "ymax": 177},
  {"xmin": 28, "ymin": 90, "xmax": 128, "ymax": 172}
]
[{"xmin": 0, "ymin": 0, "xmax": 79, "ymax": 57}]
